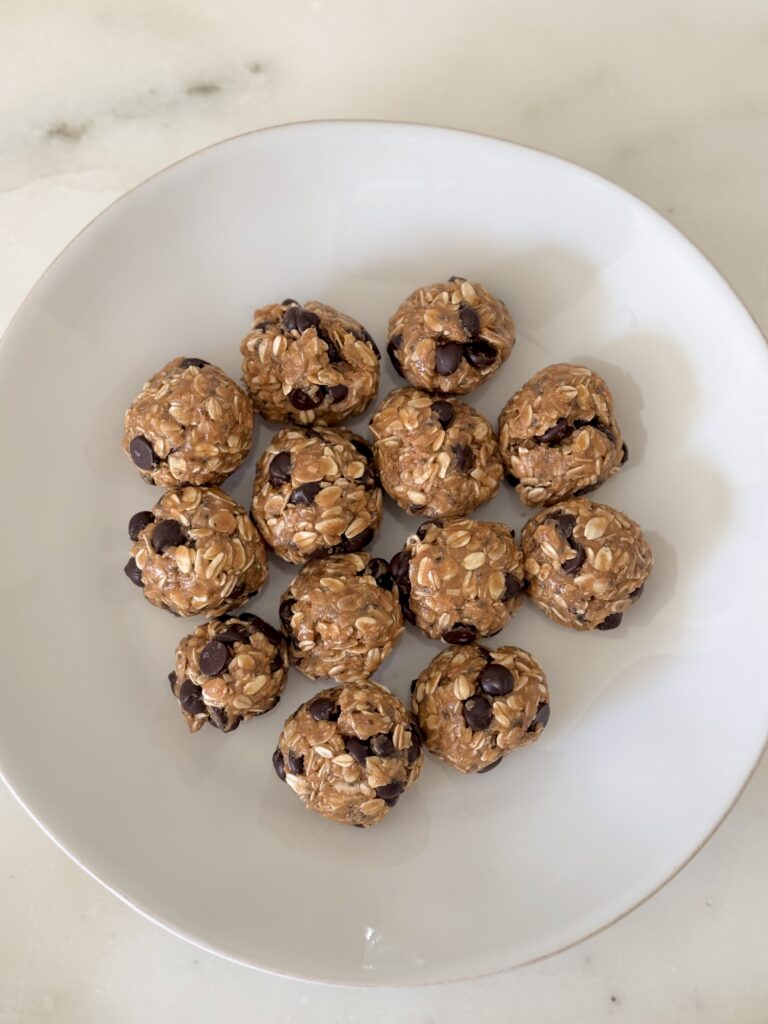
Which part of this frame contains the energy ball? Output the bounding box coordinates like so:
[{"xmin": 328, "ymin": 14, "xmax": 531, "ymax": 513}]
[
  {"xmin": 412, "ymin": 643, "xmax": 550, "ymax": 773},
  {"xmin": 170, "ymin": 613, "xmax": 287, "ymax": 733},
  {"xmin": 123, "ymin": 357, "xmax": 253, "ymax": 487},
  {"xmin": 390, "ymin": 518, "xmax": 525, "ymax": 644},
  {"xmin": 369, "ymin": 387, "xmax": 503, "ymax": 517},
  {"xmin": 498, "ymin": 363, "xmax": 627, "ymax": 506},
  {"xmin": 521, "ymin": 498, "xmax": 652, "ymax": 631},
  {"xmin": 251, "ymin": 426, "xmax": 382, "ymax": 564},
  {"xmin": 240, "ymin": 299, "xmax": 380, "ymax": 425},
  {"xmin": 280, "ymin": 553, "xmax": 404, "ymax": 682},
  {"xmin": 387, "ymin": 277, "xmax": 515, "ymax": 394},
  {"xmin": 272, "ymin": 679, "xmax": 423, "ymax": 827},
  {"xmin": 124, "ymin": 486, "xmax": 268, "ymax": 617}
]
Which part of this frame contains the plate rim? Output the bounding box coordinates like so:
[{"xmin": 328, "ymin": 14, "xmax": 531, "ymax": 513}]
[{"xmin": 1, "ymin": 118, "xmax": 766, "ymax": 987}]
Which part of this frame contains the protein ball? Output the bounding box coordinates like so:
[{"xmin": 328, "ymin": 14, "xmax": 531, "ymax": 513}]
[
  {"xmin": 280, "ymin": 553, "xmax": 404, "ymax": 682},
  {"xmin": 251, "ymin": 426, "xmax": 382, "ymax": 563},
  {"xmin": 273, "ymin": 679, "xmax": 423, "ymax": 827},
  {"xmin": 123, "ymin": 357, "xmax": 253, "ymax": 487},
  {"xmin": 370, "ymin": 387, "xmax": 503, "ymax": 517},
  {"xmin": 391, "ymin": 518, "xmax": 525, "ymax": 644},
  {"xmin": 521, "ymin": 498, "xmax": 652, "ymax": 630},
  {"xmin": 171, "ymin": 613, "xmax": 287, "ymax": 733},
  {"xmin": 124, "ymin": 486, "xmax": 268, "ymax": 617},
  {"xmin": 498, "ymin": 363, "xmax": 627, "ymax": 506},
  {"xmin": 240, "ymin": 299, "xmax": 380, "ymax": 426},
  {"xmin": 412, "ymin": 643, "xmax": 550, "ymax": 773},
  {"xmin": 386, "ymin": 277, "xmax": 515, "ymax": 394}
]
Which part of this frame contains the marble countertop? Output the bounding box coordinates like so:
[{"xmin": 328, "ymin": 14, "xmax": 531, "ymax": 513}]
[{"xmin": 1, "ymin": 2, "xmax": 767, "ymax": 1020}]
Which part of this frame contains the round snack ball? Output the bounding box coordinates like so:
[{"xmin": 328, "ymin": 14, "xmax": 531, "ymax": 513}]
[
  {"xmin": 240, "ymin": 299, "xmax": 380, "ymax": 426},
  {"xmin": 521, "ymin": 498, "xmax": 652, "ymax": 631},
  {"xmin": 170, "ymin": 613, "xmax": 287, "ymax": 733},
  {"xmin": 251, "ymin": 426, "xmax": 382, "ymax": 564},
  {"xmin": 369, "ymin": 387, "xmax": 503, "ymax": 517},
  {"xmin": 124, "ymin": 486, "xmax": 268, "ymax": 617},
  {"xmin": 412, "ymin": 643, "xmax": 550, "ymax": 773},
  {"xmin": 123, "ymin": 357, "xmax": 253, "ymax": 487},
  {"xmin": 273, "ymin": 679, "xmax": 423, "ymax": 827},
  {"xmin": 280, "ymin": 553, "xmax": 404, "ymax": 682},
  {"xmin": 498, "ymin": 363, "xmax": 627, "ymax": 506},
  {"xmin": 391, "ymin": 518, "xmax": 525, "ymax": 644},
  {"xmin": 387, "ymin": 277, "xmax": 515, "ymax": 395}
]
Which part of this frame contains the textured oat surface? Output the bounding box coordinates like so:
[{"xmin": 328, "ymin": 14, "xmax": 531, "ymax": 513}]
[
  {"xmin": 412, "ymin": 643, "xmax": 550, "ymax": 773},
  {"xmin": 240, "ymin": 300, "xmax": 380, "ymax": 425},
  {"xmin": 387, "ymin": 277, "xmax": 515, "ymax": 394},
  {"xmin": 280, "ymin": 553, "xmax": 404, "ymax": 681},
  {"xmin": 171, "ymin": 613, "xmax": 287, "ymax": 733},
  {"xmin": 370, "ymin": 387, "xmax": 502, "ymax": 517},
  {"xmin": 521, "ymin": 498, "xmax": 652, "ymax": 630},
  {"xmin": 123, "ymin": 357, "xmax": 253, "ymax": 487},
  {"xmin": 391, "ymin": 518, "xmax": 525, "ymax": 643},
  {"xmin": 124, "ymin": 486, "xmax": 268, "ymax": 617},
  {"xmin": 273, "ymin": 679, "xmax": 423, "ymax": 826},
  {"xmin": 498, "ymin": 363, "xmax": 626, "ymax": 506},
  {"xmin": 251, "ymin": 426, "xmax": 382, "ymax": 563}
]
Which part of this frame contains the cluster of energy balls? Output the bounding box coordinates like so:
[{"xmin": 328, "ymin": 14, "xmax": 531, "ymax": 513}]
[{"xmin": 122, "ymin": 281, "xmax": 652, "ymax": 828}]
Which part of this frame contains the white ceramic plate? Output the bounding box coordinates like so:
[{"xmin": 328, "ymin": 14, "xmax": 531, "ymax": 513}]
[{"xmin": 1, "ymin": 122, "xmax": 766, "ymax": 986}]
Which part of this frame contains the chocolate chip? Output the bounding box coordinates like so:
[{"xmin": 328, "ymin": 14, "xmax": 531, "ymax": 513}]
[
  {"xmin": 375, "ymin": 781, "xmax": 405, "ymax": 801},
  {"xmin": 282, "ymin": 297, "xmax": 298, "ymax": 306},
  {"xmin": 268, "ymin": 451, "xmax": 292, "ymax": 486},
  {"xmin": 502, "ymin": 573, "xmax": 522, "ymax": 601},
  {"xmin": 416, "ymin": 518, "xmax": 443, "ymax": 540},
  {"xmin": 595, "ymin": 423, "xmax": 616, "ymax": 444},
  {"xmin": 459, "ymin": 305, "xmax": 480, "ymax": 336},
  {"xmin": 178, "ymin": 357, "xmax": 209, "ymax": 369},
  {"xmin": 279, "ymin": 598, "xmax": 296, "ymax": 632},
  {"xmin": 448, "ymin": 275, "xmax": 466, "ymax": 282},
  {"xmin": 249, "ymin": 616, "xmax": 283, "ymax": 647},
  {"xmin": 128, "ymin": 510, "xmax": 153, "ymax": 541},
  {"xmin": 282, "ymin": 305, "xmax": 300, "ymax": 332},
  {"xmin": 129, "ymin": 435, "xmax": 156, "ymax": 471},
  {"xmin": 152, "ymin": 519, "xmax": 187, "ymax": 554},
  {"xmin": 208, "ymin": 706, "xmax": 233, "ymax": 731},
  {"xmin": 367, "ymin": 557, "xmax": 393, "ymax": 590},
  {"xmin": 323, "ymin": 336, "xmax": 345, "ymax": 364},
  {"xmin": 328, "ymin": 384, "xmax": 348, "ymax": 403},
  {"xmin": 573, "ymin": 483, "xmax": 599, "ymax": 498},
  {"xmin": 530, "ymin": 702, "xmax": 550, "ymax": 730},
  {"xmin": 621, "ymin": 442, "xmax": 629, "ymax": 464},
  {"xmin": 389, "ymin": 550, "xmax": 411, "ymax": 588},
  {"xmin": 442, "ymin": 622, "xmax": 478, "ymax": 645},
  {"xmin": 353, "ymin": 823, "xmax": 366, "ymax": 829},
  {"xmin": 408, "ymin": 505, "xmax": 425, "ymax": 514},
  {"xmin": 463, "ymin": 340, "xmax": 496, "ymax": 368},
  {"xmin": 272, "ymin": 748, "xmax": 286, "ymax": 781},
  {"xmin": 179, "ymin": 678, "xmax": 206, "ymax": 716},
  {"xmin": 271, "ymin": 650, "xmax": 284, "ymax": 672},
  {"xmin": 552, "ymin": 513, "xmax": 576, "ymax": 538},
  {"xmin": 505, "ymin": 472, "xmax": 520, "ymax": 488},
  {"xmin": 253, "ymin": 321, "xmax": 275, "ymax": 331},
  {"xmin": 401, "ymin": 603, "xmax": 416, "ymax": 624},
  {"xmin": 410, "ymin": 716, "xmax": 425, "ymax": 744},
  {"xmin": 562, "ymin": 542, "xmax": 586, "ymax": 575},
  {"xmin": 435, "ymin": 341, "xmax": 462, "ymax": 376},
  {"xmin": 345, "ymin": 736, "xmax": 370, "ymax": 764},
  {"xmin": 535, "ymin": 418, "xmax": 572, "ymax": 446},
  {"xmin": 431, "ymin": 400, "xmax": 454, "ymax": 429},
  {"xmin": 370, "ymin": 734, "xmax": 395, "ymax": 758},
  {"xmin": 215, "ymin": 624, "xmax": 250, "ymax": 646},
  {"xmin": 309, "ymin": 698, "xmax": 340, "ymax": 721},
  {"xmin": 123, "ymin": 557, "xmax": 144, "ymax": 587},
  {"xmin": 384, "ymin": 796, "xmax": 400, "ymax": 807},
  {"xmin": 199, "ymin": 640, "xmax": 229, "ymax": 676},
  {"xmin": 629, "ymin": 583, "xmax": 645, "ymax": 601},
  {"xmin": 463, "ymin": 695, "xmax": 493, "ymax": 731},
  {"xmin": 289, "ymin": 482, "xmax": 321, "ymax": 505},
  {"xmin": 287, "ymin": 751, "xmax": 304, "ymax": 775},
  {"xmin": 289, "ymin": 387, "xmax": 323, "ymax": 410},
  {"xmin": 351, "ymin": 437, "xmax": 373, "ymax": 461},
  {"xmin": 343, "ymin": 526, "xmax": 375, "ymax": 553},
  {"xmin": 387, "ymin": 334, "xmax": 405, "ymax": 377},
  {"xmin": 597, "ymin": 612, "xmax": 623, "ymax": 630},
  {"xmin": 452, "ymin": 443, "xmax": 474, "ymax": 472},
  {"xmin": 410, "ymin": 678, "xmax": 418, "ymax": 693},
  {"xmin": 296, "ymin": 308, "xmax": 320, "ymax": 333},
  {"xmin": 407, "ymin": 735, "xmax": 421, "ymax": 765},
  {"xmin": 168, "ymin": 670, "xmax": 177, "ymax": 693},
  {"xmin": 478, "ymin": 758, "xmax": 502, "ymax": 774},
  {"xmin": 478, "ymin": 663, "xmax": 514, "ymax": 696}
]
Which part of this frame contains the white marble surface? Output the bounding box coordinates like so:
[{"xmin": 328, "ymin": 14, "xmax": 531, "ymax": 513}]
[{"xmin": 1, "ymin": 1, "xmax": 767, "ymax": 1020}]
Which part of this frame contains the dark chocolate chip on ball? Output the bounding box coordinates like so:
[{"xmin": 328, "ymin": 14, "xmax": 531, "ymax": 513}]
[
  {"xmin": 535, "ymin": 418, "xmax": 572, "ymax": 446},
  {"xmin": 502, "ymin": 573, "xmax": 522, "ymax": 601},
  {"xmin": 268, "ymin": 451, "xmax": 292, "ymax": 486},
  {"xmin": 179, "ymin": 679, "xmax": 206, "ymax": 716},
  {"xmin": 530, "ymin": 702, "xmax": 551, "ymax": 730},
  {"xmin": 442, "ymin": 622, "xmax": 478, "ymax": 645},
  {"xmin": 129, "ymin": 435, "xmax": 156, "ymax": 471},
  {"xmin": 289, "ymin": 387, "xmax": 323, "ymax": 410},
  {"xmin": 478, "ymin": 663, "xmax": 514, "ymax": 696},
  {"xmin": 178, "ymin": 357, "xmax": 209, "ymax": 369},
  {"xmin": 199, "ymin": 640, "xmax": 229, "ymax": 677},
  {"xmin": 389, "ymin": 550, "xmax": 411, "ymax": 587},
  {"xmin": 123, "ymin": 557, "xmax": 144, "ymax": 587},
  {"xmin": 168, "ymin": 670, "xmax": 177, "ymax": 693},
  {"xmin": 345, "ymin": 736, "xmax": 370, "ymax": 764},
  {"xmin": 290, "ymin": 482, "xmax": 321, "ymax": 506},
  {"xmin": 435, "ymin": 341, "xmax": 462, "ymax": 376},
  {"xmin": 562, "ymin": 542, "xmax": 586, "ymax": 575},
  {"xmin": 287, "ymin": 751, "xmax": 305, "ymax": 775},
  {"xmin": 249, "ymin": 616, "xmax": 283, "ymax": 647},
  {"xmin": 463, "ymin": 695, "xmax": 493, "ymax": 731},
  {"xmin": 597, "ymin": 612, "xmax": 623, "ymax": 630},
  {"xmin": 452, "ymin": 443, "xmax": 474, "ymax": 472},
  {"xmin": 343, "ymin": 526, "xmax": 375, "ymax": 553},
  {"xmin": 279, "ymin": 598, "xmax": 296, "ymax": 632},
  {"xmin": 459, "ymin": 304, "xmax": 480, "ymax": 336},
  {"xmin": 369, "ymin": 734, "xmax": 395, "ymax": 758},
  {"xmin": 328, "ymin": 384, "xmax": 349, "ymax": 403},
  {"xmin": 431, "ymin": 400, "xmax": 454, "ymax": 430},
  {"xmin": 295, "ymin": 308, "xmax": 320, "ymax": 333},
  {"xmin": 272, "ymin": 748, "xmax": 286, "ymax": 781},
  {"xmin": 152, "ymin": 518, "xmax": 187, "ymax": 554},
  {"xmin": 128, "ymin": 510, "xmax": 153, "ymax": 541},
  {"xmin": 309, "ymin": 698, "xmax": 340, "ymax": 722},
  {"xmin": 463, "ymin": 340, "xmax": 496, "ymax": 368},
  {"xmin": 375, "ymin": 781, "xmax": 405, "ymax": 801},
  {"xmin": 478, "ymin": 758, "xmax": 502, "ymax": 774}
]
